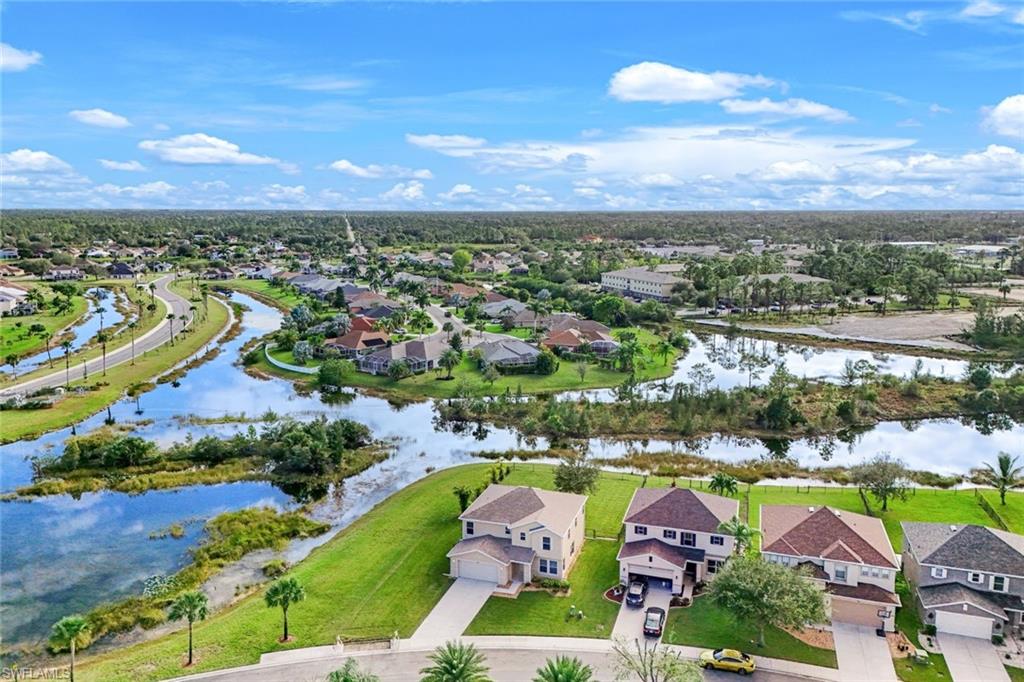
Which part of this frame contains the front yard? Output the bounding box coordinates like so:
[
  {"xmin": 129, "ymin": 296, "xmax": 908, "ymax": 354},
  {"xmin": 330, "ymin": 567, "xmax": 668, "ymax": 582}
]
[{"xmin": 662, "ymin": 595, "xmax": 838, "ymax": 669}]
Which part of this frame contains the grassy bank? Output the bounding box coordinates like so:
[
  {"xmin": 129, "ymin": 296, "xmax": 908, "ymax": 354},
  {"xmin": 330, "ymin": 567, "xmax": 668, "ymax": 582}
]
[
  {"xmin": 0, "ymin": 293, "xmax": 230, "ymax": 444},
  {"xmin": 0, "ymin": 289, "xmax": 89, "ymax": 361}
]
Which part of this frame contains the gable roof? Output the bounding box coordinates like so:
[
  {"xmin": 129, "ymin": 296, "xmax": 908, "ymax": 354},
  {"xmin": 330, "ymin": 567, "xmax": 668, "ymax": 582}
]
[
  {"xmin": 623, "ymin": 487, "xmax": 738, "ymax": 534},
  {"xmin": 326, "ymin": 330, "xmax": 389, "ymax": 351},
  {"xmin": 918, "ymin": 582, "xmax": 1019, "ymax": 620},
  {"xmin": 617, "ymin": 538, "xmax": 706, "ymax": 568},
  {"xmin": 477, "ymin": 338, "xmax": 540, "ymax": 363},
  {"xmin": 446, "ymin": 535, "xmax": 536, "ymax": 565},
  {"xmin": 460, "ymin": 485, "xmax": 586, "ymax": 537},
  {"xmin": 760, "ymin": 506, "xmax": 898, "ymax": 569},
  {"xmin": 902, "ymin": 523, "xmax": 1024, "ymax": 576},
  {"xmin": 543, "ymin": 328, "xmax": 617, "ymax": 349}
]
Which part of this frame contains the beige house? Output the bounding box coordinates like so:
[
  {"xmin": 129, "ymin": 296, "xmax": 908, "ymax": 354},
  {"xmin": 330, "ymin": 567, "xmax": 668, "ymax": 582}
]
[
  {"xmin": 447, "ymin": 485, "xmax": 587, "ymax": 592},
  {"xmin": 761, "ymin": 505, "xmax": 901, "ymax": 631},
  {"xmin": 600, "ymin": 267, "xmax": 684, "ymax": 301}
]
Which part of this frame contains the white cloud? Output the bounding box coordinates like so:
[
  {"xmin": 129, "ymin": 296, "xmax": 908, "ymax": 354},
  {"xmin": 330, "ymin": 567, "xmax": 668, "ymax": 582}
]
[
  {"xmin": 573, "ymin": 177, "xmax": 606, "ymax": 188},
  {"xmin": 897, "ymin": 118, "xmax": 923, "ymax": 128},
  {"xmin": 262, "ymin": 184, "xmax": 308, "ymax": 203},
  {"xmin": 0, "ymin": 43, "xmax": 42, "ymax": 72},
  {"xmin": 961, "ymin": 0, "xmax": 1006, "ymax": 18},
  {"xmin": 929, "ymin": 103, "xmax": 953, "ymax": 115},
  {"xmin": 99, "ymin": 159, "xmax": 147, "ymax": 172},
  {"xmin": 139, "ymin": 133, "xmax": 281, "ymax": 167},
  {"xmin": 439, "ymin": 183, "xmax": 476, "ymax": 200},
  {"xmin": 95, "ymin": 181, "xmax": 176, "ymax": 198},
  {"xmin": 328, "ymin": 159, "xmax": 432, "ymax": 179},
  {"xmin": 405, "ymin": 133, "xmax": 487, "ymax": 149},
  {"xmin": 275, "ymin": 75, "xmax": 367, "ymax": 92},
  {"xmin": 982, "ymin": 94, "xmax": 1024, "ymax": 138},
  {"xmin": 379, "ymin": 180, "xmax": 425, "ymax": 202},
  {"xmin": 69, "ymin": 108, "xmax": 132, "ymax": 128},
  {"xmin": 193, "ymin": 180, "xmax": 229, "ymax": 191},
  {"xmin": 1, "ymin": 149, "xmax": 72, "ymax": 173},
  {"xmin": 608, "ymin": 61, "xmax": 775, "ymax": 103},
  {"xmin": 153, "ymin": 123, "xmax": 171, "ymax": 132},
  {"xmin": 750, "ymin": 160, "xmax": 838, "ymax": 182},
  {"xmin": 719, "ymin": 98, "xmax": 853, "ymax": 123},
  {"xmin": 632, "ymin": 173, "xmax": 685, "ymax": 188}
]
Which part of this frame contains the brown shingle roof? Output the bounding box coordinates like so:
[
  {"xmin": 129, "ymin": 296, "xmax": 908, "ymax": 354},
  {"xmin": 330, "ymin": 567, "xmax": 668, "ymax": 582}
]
[
  {"xmin": 828, "ymin": 582, "xmax": 901, "ymax": 605},
  {"xmin": 760, "ymin": 506, "xmax": 898, "ymax": 569},
  {"xmin": 447, "ymin": 535, "xmax": 536, "ymax": 565},
  {"xmin": 624, "ymin": 487, "xmax": 738, "ymax": 533},
  {"xmin": 460, "ymin": 485, "xmax": 586, "ymax": 536},
  {"xmin": 616, "ymin": 538, "xmax": 706, "ymax": 569}
]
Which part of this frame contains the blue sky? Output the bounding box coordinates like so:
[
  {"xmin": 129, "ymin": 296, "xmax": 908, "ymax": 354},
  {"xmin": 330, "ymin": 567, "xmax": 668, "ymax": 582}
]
[{"xmin": 1, "ymin": 1, "xmax": 1021, "ymax": 210}]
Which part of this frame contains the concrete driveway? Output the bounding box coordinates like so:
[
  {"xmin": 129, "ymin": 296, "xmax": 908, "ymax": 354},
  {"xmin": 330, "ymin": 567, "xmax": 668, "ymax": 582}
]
[
  {"xmin": 611, "ymin": 585, "xmax": 673, "ymax": 642},
  {"xmin": 409, "ymin": 578, "xmax": 495, "ymax": 645},
  {"xmin": 833, "ymin": 622, "xmax": 897, "ymax": 682},
  {"xmin": 939, "ymin": 634, "xmax": 1011, "ymax": 682}
]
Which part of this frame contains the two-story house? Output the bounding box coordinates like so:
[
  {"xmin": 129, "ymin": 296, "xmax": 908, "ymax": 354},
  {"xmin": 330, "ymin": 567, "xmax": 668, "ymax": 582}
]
[
  {"xmin": 616, "ymin": 487, "xmax": 739, "ymax": 594},
  {"xmin": 446, "ymin": 485, "xmax": 587, "ymax": 594},
  {"xmin": 761, "ymin": 505, "xmax": 901, "ymax": 631},
  {"xmin": 902, "ymin": 522, "xmax": 1024, "ymax": 639}
]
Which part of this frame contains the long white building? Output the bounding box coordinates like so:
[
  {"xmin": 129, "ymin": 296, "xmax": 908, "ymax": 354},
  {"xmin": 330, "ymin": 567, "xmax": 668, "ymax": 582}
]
[{"xmin": 600, "ymin": 266, "xmax": 684, "ymax": 301}]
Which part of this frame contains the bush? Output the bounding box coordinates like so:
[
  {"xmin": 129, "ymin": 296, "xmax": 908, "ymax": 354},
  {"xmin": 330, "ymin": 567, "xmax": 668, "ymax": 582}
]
[
  {"xmin": 923, "ymin": 624, "xmax": 937, "ymax": 636},
  {"xmin": 535, "ymin": 578, "xmax": 570, "ymax": 591},
  {"xmin": 993, "ymin": 634, "xmax": 1005, "ymax": 645},
  {"xmin": 262, "ymin": 559, "xmax": 288, "ymax": 578}
]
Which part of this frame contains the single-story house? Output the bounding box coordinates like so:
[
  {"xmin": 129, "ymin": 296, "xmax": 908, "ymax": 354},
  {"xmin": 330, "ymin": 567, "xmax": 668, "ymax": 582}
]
[
  {"xmin": 359, "ymin": 336, "xmax": 448, "ymax": 375},
  {"xmin": 324, "ymin": 330, "xmax": 390, "ymax": 358},
  {"xmin": 476, "ymin": 339, "xmax": 541, "ymax": 368}
]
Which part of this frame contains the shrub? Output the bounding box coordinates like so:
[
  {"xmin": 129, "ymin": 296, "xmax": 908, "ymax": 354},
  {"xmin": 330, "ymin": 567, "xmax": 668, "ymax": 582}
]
[
  {"xmin": 262, "ymin": 559, "xmax": 288, "ymax": 578},
  {"xmin": 923, "ymin": 624, "xmax": 937, "ymax": 636}
]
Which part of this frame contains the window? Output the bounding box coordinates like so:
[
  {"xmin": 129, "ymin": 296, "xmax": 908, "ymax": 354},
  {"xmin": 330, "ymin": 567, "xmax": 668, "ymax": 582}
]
[
  {"xmin": 635, "ymin": 525, "xmax": 648, "ymax": 536},
  {"xmin": 549, "ymin": 560, "xmax": 558, "ymax": 574},
  {"xmin": 539, "ymin": 559, "xmax": 549, "ymax": 574},
  {"xmin": 968, "ymin": 572, "xmax": 984, "ymax": 584},
  {"xmin": 466, "ymin": 521, "xmax": 474, "ymax": 536},
  {"xmin": 834, "ymin": 565, "xmax": 847, "ymax": 582},
  {"xmin": 520, "ymin": 532, "xmax": 527, "ymax": 542},
  {"xmin": 930, "ymin": 567, "xmax": 947, "ymax": 579},
  {"xmin": 505, "ymin": 526, "xmax": 511, "ymax": 535},
  {"xmin": 992, "ymin": 576, "xmax": 1008, "ymax": 593},
  {"xmin": 571, "ymin": 542, "xmax": 575, "ymax": 555},
  {"xmin": 663, "ymin": 529, "xmax": 677, "ymax": 540},
  {"xmin": 711, "ymin": 535, "xmax": 724, "ymax": 546},
  {"xmin": 707, "ymin": 560, "xmax": 722, "ymax": 575},
  {"xmin": 682, "ymin": 532, "xmax": 696, "ymax": 547},
  {"xmin": 542, "ymin": 536, "xmax": 551, "ymax": 551},
  {"xmin": 881, "ymin": 570, "xmax": 890, "ymax": 579}
]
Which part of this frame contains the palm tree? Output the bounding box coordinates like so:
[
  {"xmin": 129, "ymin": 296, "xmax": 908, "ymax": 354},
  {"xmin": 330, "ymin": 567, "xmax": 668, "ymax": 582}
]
[
  {"xmin": 419, "ymin": 640, "xmax": 490, "ymax": 682},
  {"xmin": 652, "ymin": 338, "xmax": 673, "ymax": 366},
  {"xmin": 717, "ymin": 516, "xmax": 761, "ymax": 555},
  {"xmin": 149, "ymin": 282, "xmax": 157, "ymax": 303},
  {"xmin": 528, "ymin": 299, "xmax": 549, "ymax": 332},
  {"xmin": 264, "ymin": 577, "xmax": 305, "ymax": 642},
  {"xmin": 44, "ymin": 331, "xmax": 55, "ymax": 367},
  {"xmin": 440, "ymin": 348, "xmax": 461, "ymax": 379},
  {"xmin": 979, "ymin": 452, "xmax": 1024, "ymax": 505},
  {"xmin": 5, "ymin": 353, "xmax": 18, "ymax": 380},
  {"xmin": 169, "ymin": 591, "xmax": 208, "ymax": 667},
  {"xmin": 96, "ymin": 330, "xmax": 109, "ymax": 376},
  {"xmin": 999, "ymin": 282, "xmax": 1011, "ymax": 301},
  {"xmin": 328, "ymin": 659, "xmax": 380, "ymax": 682},
  {"xmin": 534, "ymin": 655, "xmax": 593, "ymax": 682},
  {"xmin": 61, "ymin": 339, "xmax": 73, "ymax": 387},
  {"xmin": 51, "ymin": 615, "xmax": 90, "ymax": 682},
  {"xmin": 167, "ymin": 313, "xmax": 176, "ymax": 345},
  {"xmin": 96, "ymin": 305, "xmax": 106, "ymax": 329},
  {"xmin": 708, "ymin": 472, "xmax": 738, "ymax": 497},
  {"xmin": 128, "ymin": 321, "xmax": 138, "ymax": 365}
]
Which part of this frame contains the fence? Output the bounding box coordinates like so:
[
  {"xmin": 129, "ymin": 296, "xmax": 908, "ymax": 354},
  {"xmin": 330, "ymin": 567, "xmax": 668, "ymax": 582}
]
[
  {"xmin": 263, "ymin": 343, "xmax": 318, "ymax": 375},
  {"xmin": 975, "ymin": 488, "xmax": 1010, "ymax": 531}
]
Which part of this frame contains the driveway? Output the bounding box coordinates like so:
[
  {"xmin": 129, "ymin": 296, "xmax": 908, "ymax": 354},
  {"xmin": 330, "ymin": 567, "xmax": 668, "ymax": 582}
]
[
  {"xmin": 409, "ymin": 578, "xmax": 495, "ymax": 645},
  {"xmin": 611, "ymin": 584, "xmax": 673, "ymax": 642},
  {"xmin": 833, "ymin": 623, "xmax": 897, "ymax": 682},
  {"xmin": 939, "ymin": 634, "xmax": 1011, "ymax": 682}
]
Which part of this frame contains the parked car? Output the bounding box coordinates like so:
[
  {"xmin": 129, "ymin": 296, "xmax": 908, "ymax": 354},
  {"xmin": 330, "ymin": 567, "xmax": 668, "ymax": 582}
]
[
  {"xmin": 699, "ymin": 649, "xmax": 756, "ymax": 675},
  {"xmin": 625, "ymin": 580, "xmax": 648, "ymax": 608},
  {"xmin": 643, "ymin": 607, "xmax": 665, "ymax": 637}
]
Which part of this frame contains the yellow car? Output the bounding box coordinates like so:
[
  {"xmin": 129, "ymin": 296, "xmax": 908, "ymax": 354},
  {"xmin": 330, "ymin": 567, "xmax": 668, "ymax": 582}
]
[{"xmin": 699, "ymin": 648, "xmax": 757, "ymax": 675}]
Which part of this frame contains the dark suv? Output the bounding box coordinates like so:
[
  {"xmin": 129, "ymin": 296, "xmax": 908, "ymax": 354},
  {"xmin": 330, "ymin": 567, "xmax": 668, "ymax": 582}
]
[{"xmin": 625, "ymin": 580, "xmax": 648, "ymax": 608}]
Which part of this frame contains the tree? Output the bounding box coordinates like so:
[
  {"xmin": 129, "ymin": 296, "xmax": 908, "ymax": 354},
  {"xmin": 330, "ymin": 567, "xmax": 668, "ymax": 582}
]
[
  {"xmin": 482, "ymin": 363, "xmax": 501, "ymax": 387},
  {"xmin": 452, "ymin": 249, "xmax": 472, "ymax": 273},
  {"xmin": 61, "ymin": 339, "xmax": 73, "ymax": 387},
  {"xmin": 329, "ymin": 659, "xmax": 380, "ymax": 682},
  {"xmin": 166, "ymin": 313, "xmax": 176, "ymax": 345},
  {"xmin": 169, "ymin": 591, "xmax": 208, "ymax": 667},
  {"xmin": 535, "ymin": 349, "xmax": 558, "ymax": 375},
  {"xmin": 449, "ymin": 332, "xmax": 464, "ymax": 354},
  {"xmin": 708, "ymin": 472, "xmax": 738, "ymax": 497},
  {"xmin": 292, "ymin": 340, "xmax": 313, "ymax": 365},
  {"xmin": 51, "ymin": 615, "xmax": 91, "ymax": 682},
  {"xmin": 419, "ymin": 640, "xmax": 490, "ymax": 682},
  {"xmin": 534, "ymin": 655, "xmax": 593, "ymax": 682},
  {"xmin": 442, "ymin": 321, "xmax": 454, "ymax": 340},
  {"xmin": 5, "ymin": 353, "xmax": 18, "ymax": 380},
  {"xmin": 453, "ymin": 485, "xmax": 474, "ymax": 512},
  {"xmin": 575, "ymin": 361, "xmax": 589, "ymax": 383},
  {"xmin": 440, "ymin": 348, "xmax": 461, "ymax": 380},
  {"xmin": 41, "ymin": 330, "xmax": 55, "ymax": 367},
  {"xmin": 96, "ymin": 330, "xmax": 109, "ymax": 376},
  {"xmin": 979, "ymin": 452, "xmax": 1024, "ymax": 505},
  {"xmin": 716, "ymin": 516, "xmax": 760, "ymax": 555},
  {"xmin": 387, "ymin": 359, "xmax": 412, "ymax": 382},
  {"xmin": 318, "ymin": 359, "xmax": 355, "ymax": 388},
  {"xmin": 653, "ymin": 338, "xmax": 674, "ymax": 366},
  {"xmin": 707, "ymin": 555, "xmax": 827, "ymax": 648},
  {"xmin": 593, "ymin": 295, "xmax": 626, "ymax": 326},
  {"xmin": 264, "ymin": 577, "xmax": 306, "ymax": 642},
  {"xmin": 612, "ymin": 638, "xmax": 702, "ymax": 682},
  {"xmin": 849, "ymin": 453, "xmax": 910, "ymax": 512},
  {"xmin": 554, "ymin": 453, "xmax": 600, "ymax": 494},
  {"xmin": 128, "ymin": 321, "xmax": 138, "ymax": 365}
]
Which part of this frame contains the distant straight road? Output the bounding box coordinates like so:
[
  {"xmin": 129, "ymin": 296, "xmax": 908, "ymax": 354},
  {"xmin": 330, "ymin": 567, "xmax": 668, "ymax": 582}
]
[{"xmin": 0, "ymin": 274, "xmax": 194, "ymax": 397}]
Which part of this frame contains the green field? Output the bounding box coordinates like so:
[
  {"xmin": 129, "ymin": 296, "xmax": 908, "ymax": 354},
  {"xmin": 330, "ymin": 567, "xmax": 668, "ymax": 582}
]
[{"xmin": 0, "ymin": 287, "xmax": 89, "ymax": 361}]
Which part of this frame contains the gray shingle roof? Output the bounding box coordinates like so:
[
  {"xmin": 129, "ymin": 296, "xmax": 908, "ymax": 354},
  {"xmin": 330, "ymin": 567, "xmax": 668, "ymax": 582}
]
[
  {"xmin": 918, "ymin": 583, "xmax": 1021, "ymax": 620},
  {"xmin": 902, "ymin": 523, "xmax": 1024, "ymax": 575},
  {"xmin": 466, "ymin": 487, "xmax": 545, "ymax": 525},
  {"xmin": 446, "ymin": 536, "xmax": 536, "ymax": 565}
]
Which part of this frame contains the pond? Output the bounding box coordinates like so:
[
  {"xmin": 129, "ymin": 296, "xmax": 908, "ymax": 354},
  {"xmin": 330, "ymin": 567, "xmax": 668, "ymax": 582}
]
[
  {"xmin": 16, "ymin": 288, "xmax": 128, "ymax": 372},
  {"xmin": 1, "ymin": 293, "xmax": 1020, "ymax": 649}
]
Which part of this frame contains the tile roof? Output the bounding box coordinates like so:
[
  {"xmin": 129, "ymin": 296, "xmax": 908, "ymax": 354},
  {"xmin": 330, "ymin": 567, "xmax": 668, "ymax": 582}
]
[
  {"xmin": 902, "ymin": 523, "xmax": 1024, "ymax": 576},
  {"xmin": 447, "ymin": 535, "xmax": 536, "ymax": 565},
  {"xmin": 460, "ymin": 485, "xmax": 587, "ymax": 537},
  {"xmin": 623, "ymin": 487, "xmax": 739, "ymax": 534},
  {"xmin": 760, "ymin": 506, "xmax": 898, "ymax": 569},
  {"xmin": 616, "ymin": 539, "xmax": 706, "ymax": 569},
  {"xmin": 326, "ymin": 330, "xmax": 389, "ymax": 351}
]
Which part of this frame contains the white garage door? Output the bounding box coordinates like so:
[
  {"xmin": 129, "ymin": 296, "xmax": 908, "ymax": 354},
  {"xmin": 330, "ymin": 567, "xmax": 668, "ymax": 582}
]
[
  {"xmin": 936, "ymin": 611, "xmax": 993, "ymax": 639},
  {"xmin": 458, "ymin": 559, "xmax": 499, "ymax": 583}
]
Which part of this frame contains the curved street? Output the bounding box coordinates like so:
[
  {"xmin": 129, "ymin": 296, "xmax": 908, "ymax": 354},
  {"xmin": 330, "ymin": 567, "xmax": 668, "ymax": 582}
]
[{"xmin": 0, "ymin": 274, "xmax": 194, "ymax": 397}]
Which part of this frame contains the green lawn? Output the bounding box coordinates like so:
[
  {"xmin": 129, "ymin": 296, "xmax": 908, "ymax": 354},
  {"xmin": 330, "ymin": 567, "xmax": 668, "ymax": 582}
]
[
  {"xmin": 483, "ymin": 323, "xmax": 532, "ymax": 338},
  {"xmin": 662, "ymin": 595, "xmax": 838, "ymax": 668},
  {"xmin": 210, "ymin": 278, "xmax": 308, "ymax": 311},
  {"xmin": 979, "ymin": 490, "xmax": 1024, "ymax": 534},
  {"xmin": 464, "ymin": 539, "xmax": 621, "ymax": 639},
  {"xmin": 0, "ymin": 289, "xmax": 89, "ymax": 360},
  {"xmin": 893, "ymin": 575, "xmax": 952, "ymax": 682},
  {"xmin": 267, "ymin": 346, "xmax": 321, "ymax": 369}
]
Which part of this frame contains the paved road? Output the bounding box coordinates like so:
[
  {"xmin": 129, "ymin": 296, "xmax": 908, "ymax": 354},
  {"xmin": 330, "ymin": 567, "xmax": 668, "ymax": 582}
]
[
  {"xmin": 0, "ymin": 275, "xmax": 194, "ymax": 396},
  {"xmin": 168, "ymin": 644, "xmax": 821, "ymax": 682}
]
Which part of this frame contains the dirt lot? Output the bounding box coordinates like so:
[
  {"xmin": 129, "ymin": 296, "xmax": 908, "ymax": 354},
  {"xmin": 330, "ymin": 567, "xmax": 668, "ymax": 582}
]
[{"xmin": 963, "ymin": 284, "xmax": 1024, "ymax": 303}]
